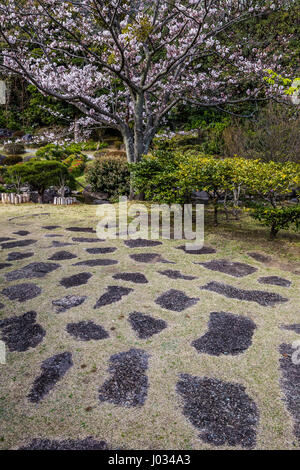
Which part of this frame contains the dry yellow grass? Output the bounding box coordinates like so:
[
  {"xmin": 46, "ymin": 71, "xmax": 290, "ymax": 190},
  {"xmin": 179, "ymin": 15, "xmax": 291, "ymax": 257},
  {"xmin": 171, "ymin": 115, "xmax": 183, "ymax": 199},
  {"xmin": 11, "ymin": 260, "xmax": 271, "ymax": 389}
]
[{"xmin": 0, "ymin": 203, "xmax": 299, "ymax": 450}]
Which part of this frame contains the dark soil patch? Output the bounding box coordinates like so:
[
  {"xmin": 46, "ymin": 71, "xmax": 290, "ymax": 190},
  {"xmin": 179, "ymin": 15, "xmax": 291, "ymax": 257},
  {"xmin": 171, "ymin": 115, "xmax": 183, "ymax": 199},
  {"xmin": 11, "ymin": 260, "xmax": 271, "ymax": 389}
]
[
  {"xmin": 128, "ymin": 312, "xmax": 167, "ymax": 339},
  {"xmin": 52, "ymin": 294, "xmax": 87, "ymax": 313},
  {"xmin": 197, "ymin": 259, "xmax": 257, "ymax": 278},
  {"xmin": 177, "ymin": 374, "xmax": 259, "ymax": 447},
  {"xmin": 5, "ymin": 262, "xmax": 60, "ymax": 281},
  {"xmin": 0, "ymin": 263, "xmax": 12, "ymax": 270},
  {"xmin": 49, "ymin": 241, "xmax": 74, "ymax": 248},
  {"xmin": 42, "ymin": 225, "xmax": 61, "ymax": 230},
  {"xmin": 192, "ymin": 312, "xmax": 256, "ymax": 356},
  {"xmin": 1, "ymin": 283, "xmax": 42, "ymax": 302},
  {"xmin": 94, "ymin": 286, "xmax": 133, "ymax": 309},
  {"xmin": 7, "ymin": 251, "xmax": 34, "ymax": 261},
  {"xmin": 0, "ymin": 303, "xmax": 4, "ymax": 309},
  {"xmin": 44, "ymin": 234, "xmax": 63, "ymax": 238},
  {"xmin": 130, "ymin": 253, "xmax": 174, "ymax": 264},
  {"xmin": 72, "ymin": 237, "xmax": 105, "ymax": 243},
  {"xmin": 1, "ymin": 239, "xmax": 37, "ymax": 250},
  {"xmin": 124, "ymin": 238, "xmax": 162, "ymax": 248},
  {"xmin": 19, "ymin": 437, "xmax": 108, "ymax": 450},
  {"xmin": 158, "ymin": 270, "xmax": 197, "ymax": 281},
  {"xmin": 112, "ymin": 272, "xmax": 148, "ymax": 284},
  {"xmin": 60, "ymin": 272, "xmax": 92, "ymax": 288},
  {"xmin": 48, "ymin": 251, "xmax": 77, "ymax": 261},
  {"xmin": 99, "ymin": 348, "xmax": 149, "ymax": 407},
  {"xmin": 73, "ymin": 259, "xmax": 118, "ymax": 267},
  {"xmin": 28, "ymin": 352, "xmax": 73, "ymax": 403},
  {"xmin": 201, "ymin": 281, "xmax": 289, "ymax": 307},
  {"xmin": 279, "ymin": 344, "xmax": 300, "ymax": 442},
  {"xmin": 176, "ymin": 245, "xmax": 216, "ymax": 255},
  {"xmin": 0, "ymin": 311, "xmax": 45, "ymax": 352},
  {"xmin": 66, "ymin": 321, "xmax": 109, "ymax": 341},
  {"xmin": 13, "ymin": 230, "xmax": 30, "ymax": 236},
  {"xmin": 86, "ymin": 247, "xmax": 117, "ymax": 254},
  {"xmin": 0, "ymin": 237, "xmax": 14, "ymax": 242},
  {"xmin": 281, "ymin": 324, "xmax": 300, "ymax": 334},
  {"xmin": 67, "ymin": 227, "xmax": 96, "ymax": 233},
  {"xmin": 247, "ymin": 252, "xmax": 271, "ymax": 263},
  {"xmin": 258, "ymin": 276, "xmax": 291, "ymax": 287},
  {"xmin": 155, "ymin": 289, "xmax": 199, "ymax": 312}
]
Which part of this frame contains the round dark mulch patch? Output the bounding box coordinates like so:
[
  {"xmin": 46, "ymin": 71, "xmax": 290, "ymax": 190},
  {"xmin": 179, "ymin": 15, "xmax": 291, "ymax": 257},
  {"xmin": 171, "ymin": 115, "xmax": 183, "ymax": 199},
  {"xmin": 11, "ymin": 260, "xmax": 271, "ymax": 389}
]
[
  {"xmin": 158, "ymin": 269, "xmax": 197, "ymax": 281},
  {"xmin": 42, "ymin": 225, "xmax": 61, "ymax": 230},
  {"xmin": 13, "ymin": 230, "xmax": 30, "ymax": 236},
  {"xmin": 94, "ymin": 285, "xmax": 133, "ymax": 309},
  {"xmin": 112, "ymin": 272, "xmax": 148, "ymax": 284},
  {"xmin": 176, "ymin": 245, "xmax": 216, "ymax": 255},
  {"xmin": 1, "ymin": 239, "xmax": 37, "ymax": 250},
  {"xmin": 72, "ymin": 237, "xmax": 105, "ymax": 243},
  {"xmin": 60, "ymin": 272, "xmax": 92, "ymax": 288},
  {"xmin": 258, "ymin": 276, "xmax": 291, "ymax": 288},
  {"xmin": 130, "ymin": 253, "xmax": 174, "ymax": 264},
  {"xmin": 5, "ymin": 262, "xmax": 60, "ymax": 281},
  {"xmin": 99, "ymin": 348, "xmax": 149, "ymax": 407},
  {"xmin": 28, "ymin": 352, "xmax": 73, "ymax": 403},
  {"xmin": 124, "ymin": 238, "xmax": 162, "ymax": 248},
  {"xmin": 66, "ymin": 321, "xmax": 109, "ymax": 341},
  {"xmin": 176, "ymin": 374, "xmax": 259, "ymax": 447},
  {"xmin": 52, "ymin": 295, "xmax": 87, "ymax": 313},
  {"xmin": 48, "ymin": 251, "xmax": 77, "ymax": 261},
  {"xmin": 247, "ymin": 252, "xmax": 271, "ymax": 263},
  {"xmin": 197, "ymin": 259, "xmax": 257, "ymax": 278},
  {"xmin": 73, "ymin": 259, "xmax": 118, "ymax": 267},
  {"xmin": 155, "ymin": 289, "xmax": 199, "ymax": 312},
  {"xmin": 0, "ymin": 311, "xmax": 45, "ymax": 352},
  {"xmin": 201, "ymin": 281, "xmax": 288, "ymax": 307},
  {"xmin": 19, "ymin": 438, "xmax": 108, "ymax": 450},
  {"xmin": 279, "ymin": 344, "xmax": 300, "ymax": 442},
  {"xmin": 86, "ymin": 247, "xmax": 117, "ymax": 254},
  {"xmin": 1, "ymin": 283, "xmax": 42, "ymax": 302},
  {"xmin": 0, "ymin": 237, "xmax": 14, "ymax": 243},
  {"xmin": 0, "ymin": 263, "xmax": 12, "ymax": 270},
  {"xmin": 66, "ymin": 227, "xmax": 96, "ymax": 233},
  {"xmin": 7, "ymin": 251, "xmax": 34, "ymax": 261},
  {"xmin": 281, "ymin": 324, "xmax": 300, "ymax": 334},
  {"xmin": 128, "ymin": 312, "xmax": 167, "ymax": 339},
  {"xmin": 192, "ymin": 312, "xmax": 256, "ymax": 356}
]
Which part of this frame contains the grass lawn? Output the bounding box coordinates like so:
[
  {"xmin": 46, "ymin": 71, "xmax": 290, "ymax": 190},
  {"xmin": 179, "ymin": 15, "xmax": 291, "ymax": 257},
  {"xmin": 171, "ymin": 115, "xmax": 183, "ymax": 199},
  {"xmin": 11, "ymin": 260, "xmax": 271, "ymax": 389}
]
[{"xmin": 0, "ymin": 203, "xmax": 299, "ymax": 450}]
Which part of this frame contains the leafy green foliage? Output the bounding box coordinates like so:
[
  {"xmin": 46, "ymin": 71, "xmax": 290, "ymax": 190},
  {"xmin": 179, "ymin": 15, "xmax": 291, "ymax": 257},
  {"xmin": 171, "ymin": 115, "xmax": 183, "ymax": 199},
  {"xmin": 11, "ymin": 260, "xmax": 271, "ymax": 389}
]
[
  {"xmin": 251, "ymin": 205, "xmax": 300, "ymax": 238},
  {"xmin": 4, "ymin": 161, "xmax": 75, "ymax": 197},
  {"xmin": 129, "ymin": 151, "xmax": 184, "ymax": 204},
  {"xmin": 62, "ymin": 154, "xmax": 87, "ymax": 177},
  {"xmin": 85, "ymin": 155, "xmax": 130, "ymax": 199},
  {"xmin": 35, "ymin": 143, "xmax": 82, "ymax": 161}
]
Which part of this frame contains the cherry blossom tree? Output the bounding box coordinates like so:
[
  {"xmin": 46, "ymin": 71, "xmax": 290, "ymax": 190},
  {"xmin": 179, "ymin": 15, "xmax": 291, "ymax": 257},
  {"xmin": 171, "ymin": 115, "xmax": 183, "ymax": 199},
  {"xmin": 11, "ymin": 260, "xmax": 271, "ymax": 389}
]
[{"xmin": 0, "ymin": 0, "xmax": 295, "ymax": 164}]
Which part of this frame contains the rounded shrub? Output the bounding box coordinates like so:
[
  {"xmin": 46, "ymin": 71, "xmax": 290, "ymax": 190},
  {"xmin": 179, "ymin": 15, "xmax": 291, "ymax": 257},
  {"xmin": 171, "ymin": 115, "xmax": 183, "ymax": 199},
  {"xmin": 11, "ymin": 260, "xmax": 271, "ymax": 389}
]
[
  {"xmin": 85, "ymin": 154, "xmax": 130, "ymax": 199},
  {"xmin": 3, "ymin": 142, "xmax": 25, "ymax": 155}
]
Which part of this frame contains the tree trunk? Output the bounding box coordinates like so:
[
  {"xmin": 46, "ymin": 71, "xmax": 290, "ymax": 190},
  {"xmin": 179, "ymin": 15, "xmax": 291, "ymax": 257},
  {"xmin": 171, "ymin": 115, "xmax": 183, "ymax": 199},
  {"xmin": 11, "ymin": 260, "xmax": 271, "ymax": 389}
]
[{"xmin": 270, "ymin": 223, "xmax": 278, "ymax": 239}]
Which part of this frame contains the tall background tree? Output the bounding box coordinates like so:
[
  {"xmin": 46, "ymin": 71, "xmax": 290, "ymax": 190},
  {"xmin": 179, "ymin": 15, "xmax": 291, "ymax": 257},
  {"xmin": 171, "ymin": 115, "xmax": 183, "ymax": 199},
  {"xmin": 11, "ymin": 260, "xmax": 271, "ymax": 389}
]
[{"xmin": 0, "ymin": 0, "xmax": 297, "ymax": 164}]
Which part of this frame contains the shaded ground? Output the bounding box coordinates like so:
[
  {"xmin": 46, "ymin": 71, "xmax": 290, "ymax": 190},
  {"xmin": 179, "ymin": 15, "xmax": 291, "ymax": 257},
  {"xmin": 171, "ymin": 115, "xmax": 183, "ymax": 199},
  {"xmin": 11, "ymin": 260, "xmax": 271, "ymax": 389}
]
[{"xmin": 0, "ymin": 204, "xmax": 299, "ymax": 450}]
